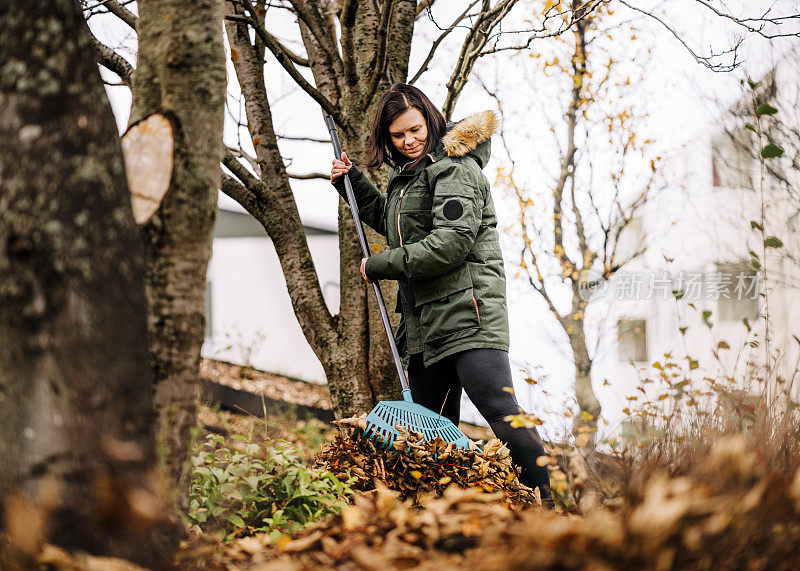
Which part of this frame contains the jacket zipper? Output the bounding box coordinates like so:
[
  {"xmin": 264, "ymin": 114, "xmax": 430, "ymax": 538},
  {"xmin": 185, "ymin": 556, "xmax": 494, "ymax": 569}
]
[
  {"xmin": 397, "ymin": 186, "xmax": 406, "ymax": 246},
  {"xmin": 396, "ymin": 181, "xmax": 414, "ymax": 247}
]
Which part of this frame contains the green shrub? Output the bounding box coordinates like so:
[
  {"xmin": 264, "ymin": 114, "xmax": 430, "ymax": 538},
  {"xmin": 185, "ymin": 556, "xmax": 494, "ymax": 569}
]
[{"xmin": 188, "ymin": 433, "xmax": 352, "ymax": 540}]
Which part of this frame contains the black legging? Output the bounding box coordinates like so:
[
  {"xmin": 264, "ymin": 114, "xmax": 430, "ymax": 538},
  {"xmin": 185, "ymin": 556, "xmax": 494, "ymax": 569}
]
[{"xmin": 407, "ymin": 348, "xmax": 552, "ymax": 498}]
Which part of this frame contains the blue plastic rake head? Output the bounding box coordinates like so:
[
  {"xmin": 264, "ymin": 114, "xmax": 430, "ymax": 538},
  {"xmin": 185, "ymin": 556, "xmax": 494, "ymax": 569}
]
[
  {"xmin": 325, "ymin": 113, "xmax": 471, "ymax": 451},
  {"xmin": 364, "ymin": 389, "xmax": 471, "ymax": 450}
]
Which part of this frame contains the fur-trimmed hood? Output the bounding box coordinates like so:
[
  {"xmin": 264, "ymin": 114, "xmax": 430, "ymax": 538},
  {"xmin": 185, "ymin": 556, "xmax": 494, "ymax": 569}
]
[{"xmin": 440, "ymin": 110, "xmax": 499, "ymax": 168}]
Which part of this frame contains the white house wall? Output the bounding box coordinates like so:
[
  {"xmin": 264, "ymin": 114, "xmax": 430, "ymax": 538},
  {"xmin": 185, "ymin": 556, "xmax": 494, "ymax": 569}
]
[{"xmin": 204, "ymin": 232, "xmax": 340, "ymax": 383}]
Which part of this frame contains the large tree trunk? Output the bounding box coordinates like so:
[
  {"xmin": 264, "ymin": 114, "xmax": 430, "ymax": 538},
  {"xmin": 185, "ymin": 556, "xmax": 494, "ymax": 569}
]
[
  {"xmin": 0, "ymin": 0, "xmax": 168, "ymax": 564},
  {"xmin": 339, "ymin": 0, "xmax": 415, "ymax": 407},
  {"xmin": 131, "ymin": 0, "xmax": 226, "ymax": 503},
  {"xmin": 222, "ymin": 3, "xmax": 404, "ymax": 418}
]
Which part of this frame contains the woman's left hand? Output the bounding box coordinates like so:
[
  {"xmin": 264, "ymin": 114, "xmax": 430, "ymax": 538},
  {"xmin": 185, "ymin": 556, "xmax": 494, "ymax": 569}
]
[{"xmin": 360, "ymin": 258, "xmax": 372, "ymax": 283}]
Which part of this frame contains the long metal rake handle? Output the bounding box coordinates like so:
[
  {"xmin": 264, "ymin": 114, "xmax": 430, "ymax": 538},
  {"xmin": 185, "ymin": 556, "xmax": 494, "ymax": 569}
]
[{"xmin": 324, "ymin": 114, "xmax": 412, "ymax": 402}]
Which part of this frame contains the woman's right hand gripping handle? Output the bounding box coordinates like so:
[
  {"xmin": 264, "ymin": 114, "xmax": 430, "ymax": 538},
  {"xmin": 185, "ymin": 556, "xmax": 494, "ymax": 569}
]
[{"xmin": 330, "ymin": 151, "xmax": 353, "ymax": 185}]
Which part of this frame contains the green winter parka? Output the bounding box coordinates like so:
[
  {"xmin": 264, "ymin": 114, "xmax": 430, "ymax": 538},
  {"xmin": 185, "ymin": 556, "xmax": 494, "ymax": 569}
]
[{"xmin": 335, "ymin": 110, "xmax": 509, "ymax": 367}]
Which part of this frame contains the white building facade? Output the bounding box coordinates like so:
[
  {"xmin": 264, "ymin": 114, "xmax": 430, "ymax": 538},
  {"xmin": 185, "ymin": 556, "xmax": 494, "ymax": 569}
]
[
  {"xmin": 203, "ymin": 205, "xmax": 340, "ymax": 382},
  {"xmin": 591, "ymin": 59, "xmax": 800, "ymax": 419}
]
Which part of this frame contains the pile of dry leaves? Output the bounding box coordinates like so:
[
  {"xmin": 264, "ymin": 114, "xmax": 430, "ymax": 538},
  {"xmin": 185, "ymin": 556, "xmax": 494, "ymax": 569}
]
[{"xmin": 316, "ymin": 415, "xmax": 538, "ymax": 506}]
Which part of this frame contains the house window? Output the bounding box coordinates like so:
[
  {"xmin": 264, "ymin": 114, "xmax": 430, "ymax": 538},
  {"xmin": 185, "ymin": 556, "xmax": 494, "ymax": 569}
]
[
  {"xmin": 711, "ymin": 128, "xmax": 754, "ymax": 189},
  {"xmin": 618, "ymin": 319, "xmax": 647, "ymax": 363},
  {"xmin": 715, "ymin": 262, "xmax": 759, "ymax": 322}
]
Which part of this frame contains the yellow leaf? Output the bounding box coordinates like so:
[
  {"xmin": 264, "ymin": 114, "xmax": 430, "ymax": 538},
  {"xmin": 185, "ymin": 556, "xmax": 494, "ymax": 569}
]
[
  {"xmin": 536, "ymin": 455, "xmax": 551, "ymax": 467},
  {"xmin": 502, "ymin": 386, "xmax": 515, "ymax": 394},
  {"xmin": 410, "ymin": 471, "xmax": 422, "ymax": 480},
  {"xmin": 438, "ymin": 476, "xmax": 452, "ymax": 485},
  {"xmin": 230, "ymin": 48, "xmax": 239, "ymax": 63},
  {"xmin": 252, "ymin": 136, "xmax": 262, "ymax": 147},
  {"xmin": 543, "ymin": 0, "xmax": 561, "ymax": 13}
]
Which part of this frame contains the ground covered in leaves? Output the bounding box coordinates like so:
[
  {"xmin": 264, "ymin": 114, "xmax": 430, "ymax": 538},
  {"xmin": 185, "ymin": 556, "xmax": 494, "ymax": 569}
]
[
  {"xmin": 11, "ymin": 409, "xmax": 800, "ymax": 569},
  {"xmin": 180, "ymin": 431, "xmax": 800, "ymax": 570}
]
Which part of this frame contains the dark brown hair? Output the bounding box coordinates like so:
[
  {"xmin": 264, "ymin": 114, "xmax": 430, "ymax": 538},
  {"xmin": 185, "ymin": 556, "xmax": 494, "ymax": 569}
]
[{"xmin": 367, "ymin": 84, "xmax": 447, "ymax": 168}]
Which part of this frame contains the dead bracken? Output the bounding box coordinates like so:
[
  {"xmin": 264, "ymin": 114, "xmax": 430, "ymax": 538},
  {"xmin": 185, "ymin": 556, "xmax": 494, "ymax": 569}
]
[{"xmin": 316, "ymin": 414, "xmax": 540, "ymax": 507}]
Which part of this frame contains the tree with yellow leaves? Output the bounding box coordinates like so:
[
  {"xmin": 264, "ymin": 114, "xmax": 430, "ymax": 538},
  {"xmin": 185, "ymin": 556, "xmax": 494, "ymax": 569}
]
[{"xmin": 490, "ymin": 0, "xmax": 662, "ymax": 442}]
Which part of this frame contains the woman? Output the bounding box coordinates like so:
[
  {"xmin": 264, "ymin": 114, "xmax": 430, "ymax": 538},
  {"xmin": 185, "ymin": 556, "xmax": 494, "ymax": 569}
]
[{"xmin": 330, "ymin": 84, "xmax": 553, "ymax": 506}]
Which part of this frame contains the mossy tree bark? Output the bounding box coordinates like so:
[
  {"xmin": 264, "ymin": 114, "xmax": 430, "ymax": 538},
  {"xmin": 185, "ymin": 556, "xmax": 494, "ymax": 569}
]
[
  {"xmin": 0, "ymin": 0, "xmax": 169, "ymax": 564},
  {"xmin": 130, "ymin": 0, "xmax": 227, "ymax": 503}
]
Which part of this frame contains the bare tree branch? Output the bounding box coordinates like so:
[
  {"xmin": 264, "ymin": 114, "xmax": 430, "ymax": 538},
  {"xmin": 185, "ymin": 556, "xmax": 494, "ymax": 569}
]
[
  {"xmin": 221, "ymin": 174, "xmax": 261, "ymax": 218},
  {"xmin": 104, "ymin": 0, "xmax": 137, "ymax": 28},
  {"xmin": 225, "ymin": 13, "xmax": 309, "ymax": 66},
  {"xmin": 225, "ymin": 144, "xmax": 260, "ymax": 173},
  {"xmin": 339, "ymin": 0, "xmax": 360, "ymax": 87},
  {"xmin": 223, "ymin": 151, "xmax": 269, "ymax": 202},
  {"xmin": 278, "ymin": 134, "xmax": 331, "ymax": 143},
  {"xmin": 409, "ymin": 0, "xmax": 480, "ymax": 85},
  {"xmin": 617, "ymin": 0, "xmax": 742, "ymax": 72},
  {"xmin": 226, "ymin": 11, "xmax": 345, "ymax": 128},
  {"xmin": 82, "ymin": 0, "xmax": 138, "ymax": 28},
  {"xmin": 416, "ymin": 0, "xmax": 436, "ymax": 19},
  {"xmin": 287, "ymin": 0, "xmax": 342, "ymax": 71},
  {"xmin": 287, "ymin": 171, "xmax": 329, "ymax": 180},
  {"xmin": 689, "ymin": 0, "xmax": 800, "ymax": 39},
  {"xmin": 90, "ymin": 34, "xmax": 134, "ymax": 87},
  {"xmin": 442, "ymin": 0, "xmax": 519, "ymax": 120},
  {"xmin": 476, "ymin": 0, "xmax": 604, "ymax": 56}
]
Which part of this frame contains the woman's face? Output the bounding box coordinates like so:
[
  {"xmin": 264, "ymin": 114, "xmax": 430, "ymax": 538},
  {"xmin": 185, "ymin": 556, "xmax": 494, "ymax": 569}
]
[{"xmin": 388, "ymin": 107, "xmax": 428, "ymax": 161}]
